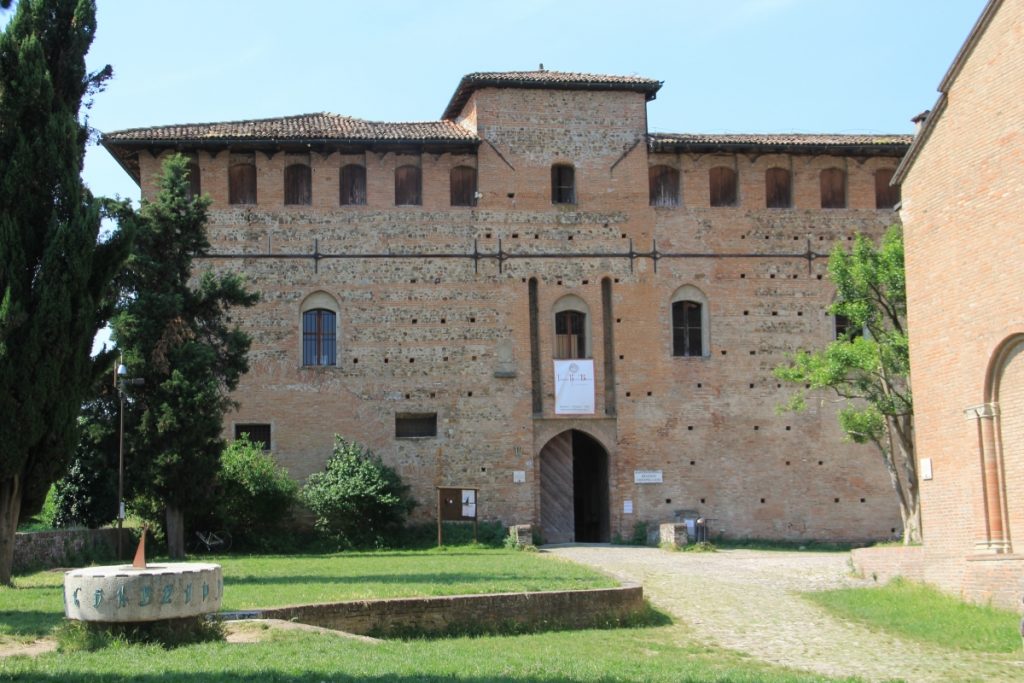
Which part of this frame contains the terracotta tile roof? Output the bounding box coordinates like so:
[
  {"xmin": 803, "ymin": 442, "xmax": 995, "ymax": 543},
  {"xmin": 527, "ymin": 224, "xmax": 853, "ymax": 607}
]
[
  {"xmin": 103, "ymin": 112, "xmax": 478, "ymax": 145},
  {"xmin": 649, "ymin": 132, "xmax": 913, "ymax": 155},
  {"xmin": 443, "ymin": 70, "xmax": 662, "ymax": 119}
]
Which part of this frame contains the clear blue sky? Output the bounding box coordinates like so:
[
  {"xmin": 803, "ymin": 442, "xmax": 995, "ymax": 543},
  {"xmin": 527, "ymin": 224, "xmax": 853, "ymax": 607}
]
[{"xmin": 11, "ymin": 1, "xmax": 992, "ymax": 200}]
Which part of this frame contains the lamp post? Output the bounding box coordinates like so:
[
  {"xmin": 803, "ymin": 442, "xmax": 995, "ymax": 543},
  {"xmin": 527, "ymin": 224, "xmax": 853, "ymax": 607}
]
[{"xmin": 116, "ymin": 363, "xmax": 143, "ymax": 559}]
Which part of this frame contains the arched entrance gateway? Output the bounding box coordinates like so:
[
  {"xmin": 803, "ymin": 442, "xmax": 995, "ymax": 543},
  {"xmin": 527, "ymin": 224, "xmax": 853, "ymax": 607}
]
[{"xmin": 538, "ymin": 430, "xmax": 610, "ymax": 543}]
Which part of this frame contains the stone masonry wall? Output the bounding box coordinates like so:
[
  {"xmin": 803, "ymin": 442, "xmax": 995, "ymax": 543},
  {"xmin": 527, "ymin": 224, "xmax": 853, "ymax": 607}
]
[{"xmin": 136, "ymin": 86, "xmax": 902, "ymax": 542}]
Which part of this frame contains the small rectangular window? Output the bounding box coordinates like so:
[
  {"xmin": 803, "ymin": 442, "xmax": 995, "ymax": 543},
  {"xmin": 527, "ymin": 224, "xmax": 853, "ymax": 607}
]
[
  {"xmin": 284, "ymin": 164, "xmax": 312, "ymax": 205},
  {"xmin": 340, "ymin": 164, "xmax": 367, "ymax": 205},
  {"xmin": 709, "ymin": 166, "xmax": 737, "ymax": 207},
  {"xmin": 820, "ymin": 168, "xmax": 846, "ymax": 209},
  {"xmin": 834, "ymin": 314, "xmax": 863, "ymax": 341},
  {"xmin": 450, "ymin": 166, "xmax": 478, "ymax": 206},
  {"xmin": 234, "ymin": 423, "xmax": 271, "ymax": 450},
  {"xmin": 875, "ymin": 168, "xmax": 900, "ymax": 209},
  {"xmin": 551, "ymin": 165, "xmax": 575, "ymax": 205},
  {"xmin": 186, "ymin": 159, "xmax": 201, "ymax": 199},
  {"xmin": 395, "ymin": 413, "xmax": 437, "ymax": 438}
]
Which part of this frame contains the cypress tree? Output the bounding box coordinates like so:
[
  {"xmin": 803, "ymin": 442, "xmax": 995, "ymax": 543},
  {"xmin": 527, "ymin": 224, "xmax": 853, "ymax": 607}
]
[
  {"xmin": 0, "ymin": 0, "xmax": 130, "ymax": 584},
  {"xmin": 115, "ymin": 154, "xmax": 257, "ymax": 559}
]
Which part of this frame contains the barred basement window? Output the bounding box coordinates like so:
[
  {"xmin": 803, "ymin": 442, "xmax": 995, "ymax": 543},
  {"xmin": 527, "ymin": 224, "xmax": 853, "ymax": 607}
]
[
  {"xmin": 820, "ymin": 168, "xmax": 846, "ymax": 209},
  {"xmin": 551, "ymin": 164, "xmax": 575, "ymax": 204},
  {"xmin": 649, "ymin": 165, "xmax": 680, "ymax": 207},
  {"xmin": 284, "ymin": 164, "xmax": 312, "ymax": 205},
  {"xmin": 875, "ymin": 168, "xmax": 900, "ymax": 209},
  {"xmin": 395, "ymin": 165, "xmax": 422, "ymax": 205},
  {"xmin": 765, "ymin": 167, "xmax": 791, "ymax": 208},
  {"xmin": 234, "ymin": 423, "xmax": 271, "ymax": 450},
  {"xmin": 340, "ymin": 164, "xmax": 367, "ymax": 205},
  {"xmin": 228, "ymin": 162, "xmax": 257, "ymax": 205},
  {"xmin": 709, "ymin": 166, "xmax": 737, "ymax": 207},
  {"xmin": 395, "ymin": 413, "xmax": 437, "ymax": 438},
  {"xmin": 450, "ymin": 165, "xmax": 477, "ymax": 206},
  {"xmin": 302, "ymin": 308, "xmax": 337, "ymax": 366}
]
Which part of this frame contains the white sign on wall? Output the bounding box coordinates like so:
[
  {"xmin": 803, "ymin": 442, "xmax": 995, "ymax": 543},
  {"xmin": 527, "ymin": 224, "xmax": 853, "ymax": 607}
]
[
  {"xmin": 553, "ymin": 359, "xmax": 595, "ymax": 415},
  {"xmin": 634, "ymin": 470, "xmax": 663, "ymax": 484},
  {"xmin": 623, "ymin": 500, "xmax": 633, "ymax": 514}
]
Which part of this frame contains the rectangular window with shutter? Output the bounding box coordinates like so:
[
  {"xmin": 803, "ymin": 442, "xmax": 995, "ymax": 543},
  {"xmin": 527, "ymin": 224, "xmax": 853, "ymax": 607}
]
[
  {"xmin": 395, "ymin": 413, "xmax": 437, "ymax": 438},
  {"xmin": 234, "ymin": 423, "xmax": 271, "ymax": 450}
]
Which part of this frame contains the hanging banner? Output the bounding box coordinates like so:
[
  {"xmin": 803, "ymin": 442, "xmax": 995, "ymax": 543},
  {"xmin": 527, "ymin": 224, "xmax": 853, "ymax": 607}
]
[{"xmin": 553, "ymin": 359, "xmax": 595, "ymax": 415}]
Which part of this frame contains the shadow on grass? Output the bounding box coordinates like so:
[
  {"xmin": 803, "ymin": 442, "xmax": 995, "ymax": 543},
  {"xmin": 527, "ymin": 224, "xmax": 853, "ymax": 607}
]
[{"xmin": 0, "ymin": 610, "xmax": 64, "ymax": 637}]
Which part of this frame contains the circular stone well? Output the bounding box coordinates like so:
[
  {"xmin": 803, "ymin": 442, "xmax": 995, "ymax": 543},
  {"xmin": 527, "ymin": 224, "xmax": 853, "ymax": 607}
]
[{"xmin": 64, "ymin": 563, "xmax": 222, "ymax": 623}]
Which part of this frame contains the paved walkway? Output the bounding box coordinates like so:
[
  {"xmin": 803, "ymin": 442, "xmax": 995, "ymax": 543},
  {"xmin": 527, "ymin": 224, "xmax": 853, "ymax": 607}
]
[{"xmin": 546, "ymin": 545, "xmax": 1024, "ymax": 682}]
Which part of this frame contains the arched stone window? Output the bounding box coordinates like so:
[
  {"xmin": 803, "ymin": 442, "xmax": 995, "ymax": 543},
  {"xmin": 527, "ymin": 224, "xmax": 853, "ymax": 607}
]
[
  {"xmin": 649, "ymin": 165, "xmax": 680, "ymax": 207},
  {"xmin": 551, "ymin": 164, "xmax": 576, "ymax": 205},
  {"xmin": 300, "ymin": 291, "xmax": 339, "ymax": 367},
  {"xmin": 340, "ymin": 164, "xmax": 366, "ymax": 205},
  {"xmin": 875, "ymin": 168, "xmax": 900, "ymax": 209},
  {"xmin": 670, "ymin": 285, "xmax": 710, "ymax": 357},
  {"xmin": 450, "ymin": 165, "xmax": 477, "ymax": 206},
  {"xmin": 284, "ymin": 163, "xmax": 312, "ymax": 205},
  {"xmin": 820, "ymin": 167, "xmax": 847, "ymax": 209},
  {"xmin": 709, "ymin": 166, "xmax": 737, "ymax": 207},
  {"xmin": 765, "ymin": 167, "xmax": 791, "ymax": 208},
  {"xmin": 395, "ymin": 165, "xmax": 422, "ymax": 205},
  {"xmin": 553, "ymin": 294, "xmax": 590, "ymax": 359}
]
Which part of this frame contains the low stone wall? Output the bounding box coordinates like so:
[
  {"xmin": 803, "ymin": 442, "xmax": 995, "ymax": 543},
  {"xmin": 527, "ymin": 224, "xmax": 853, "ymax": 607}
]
[
  {"xmin": 253, "ymin": 584, "xmax": 644, "ymax": 637},
  {"xmin": 14, "ymin": 528, "xmax": 127, "ymax": 574},
  {"xmin": 850, "ymin": 545, "xmax": 925, "ymax": 584}
]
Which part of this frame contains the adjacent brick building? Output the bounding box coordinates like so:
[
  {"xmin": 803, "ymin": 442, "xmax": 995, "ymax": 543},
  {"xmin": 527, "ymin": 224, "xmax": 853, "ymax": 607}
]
[
  {"xmin": 103, "ymin": 70, "xmax": 910, "ymax": 543},
  {"xmin": 893, "ymin": 0, "xmax": 1024, "ymax": 608}
]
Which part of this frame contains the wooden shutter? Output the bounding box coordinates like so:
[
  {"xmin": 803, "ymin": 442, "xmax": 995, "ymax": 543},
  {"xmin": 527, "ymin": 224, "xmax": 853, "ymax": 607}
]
[
  {"xmin": 875, "ymin": 168, "xmax": 899, "ymax": 209},
  {"xmin": 234, "ymin": 424, "xmax": 271, "ymax": 450},
  {"xmin": 284, "ymin": 164, "xmax": 312, "ymax": 205},
  {"xmin": 395, "ymin": 165, "xmax": 422, "ymax": 205},
  {"xmin": 539, "ymin": 431, "xmax": 574, "ymax": 543},
  {"xmin": 649, "ymin": 165, "xmax": 680, "ymax": 207},
  {"xmin": 709, "ymin": 166, "xmax": 737, "ymax": 207},
  {"xmin": 450, "ymin": 166, "xmax": 477, "ymax": 206},
  {"xmin": 820, "ymin": 168, "xmax": 846, "ymax": 209},
  {"xmin": 765, "ymin": 168, "xmax": 791, "ymax": 208},
  {"xmin": 229, "ymin": 163, "xmax": 257, "ymax": 205},
  {"xmin": 186, "ymin": 160, "xmax": 201, "ymax": 199},
  {"xmin": 340, "ymin": 164, "xmax": 366, "ymax": 205}
]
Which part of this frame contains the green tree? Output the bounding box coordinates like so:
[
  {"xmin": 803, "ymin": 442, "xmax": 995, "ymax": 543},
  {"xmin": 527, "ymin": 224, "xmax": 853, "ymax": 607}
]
[
  {"xmin": 774, "ymin": 225, "xmax": 918, "ymax": 543},
  {"xmin": 302, "ymin": 437, "xmax": 415, "ymax": 549},
  {"xmin": 115, "ymin": 154, "xmax": 257, "ymax": 559},
  {"xmin": 0, "ymin": 0, "xmax": 130, "ymax": 584}
]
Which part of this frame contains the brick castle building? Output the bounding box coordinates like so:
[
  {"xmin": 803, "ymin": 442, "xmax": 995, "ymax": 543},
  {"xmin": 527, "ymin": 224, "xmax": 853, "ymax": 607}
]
[
  {"xmin": 103, "ymin": 70, "xmax": 910, "ymax": 543},
  {"xmin": 882, "ymin": 0, "xmax": 1023, "ymax": 607}
]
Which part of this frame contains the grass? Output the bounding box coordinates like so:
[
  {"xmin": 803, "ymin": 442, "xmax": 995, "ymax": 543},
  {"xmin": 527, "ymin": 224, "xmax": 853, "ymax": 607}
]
[
  {"xmin": 711, "ymin": 538, "xmax": 856, "ymax": 552},
  {"xmin": 0, "ymin": 547, "xmax": 857, "ymax": 682},
  {"xmin": 805, "ymin": 577, "xmax": 1021, "ymax": 653},
  {"xmin": 0, "ymin": 548, "xmax": 615, "ymax": 640},
  {"xmin": 0, "ymin": 624, "xmax": 856, "ymax": 682}
]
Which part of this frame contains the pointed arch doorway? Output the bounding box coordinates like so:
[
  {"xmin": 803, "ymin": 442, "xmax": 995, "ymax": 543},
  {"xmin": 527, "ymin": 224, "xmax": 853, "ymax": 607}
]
[{"xmin": 539, "ymin": 429, "xmax": 610, "ymax": 543}]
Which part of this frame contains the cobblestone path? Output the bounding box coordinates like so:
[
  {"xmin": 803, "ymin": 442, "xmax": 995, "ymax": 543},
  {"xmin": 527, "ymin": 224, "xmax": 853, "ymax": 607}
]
[{"xmin": 547, "ymin": 545, "xmax": 1023, "ymax": 682}]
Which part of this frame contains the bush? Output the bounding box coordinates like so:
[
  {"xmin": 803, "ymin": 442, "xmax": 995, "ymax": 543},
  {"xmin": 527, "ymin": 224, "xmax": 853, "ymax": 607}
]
[
  {"xmin": 53, "ymin": 395, "xmax": 119, "ymax": 529},
  {"xmin": 214, "ymin": 435, "xmax": 299, "ymax": 548},
  {"xmin": 302, "ymin": 437, "xmax": 415, "ymax": 548}
]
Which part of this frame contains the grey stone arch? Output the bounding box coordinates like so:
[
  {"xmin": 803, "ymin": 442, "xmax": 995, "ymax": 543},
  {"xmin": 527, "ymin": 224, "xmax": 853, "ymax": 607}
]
[{"xmin": 536, "ymin": 424, "xmax": 614, "ymax": 544}]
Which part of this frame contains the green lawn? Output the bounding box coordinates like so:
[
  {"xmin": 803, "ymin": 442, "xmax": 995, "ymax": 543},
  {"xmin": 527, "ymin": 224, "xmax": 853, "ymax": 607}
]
[
  {"xmin": 0, "ymin": 624, "xmax": 855, "ymax": 682},
  {"xmin": 0, "ymin": 548, "xmax": 615, "ymax": 640},
  {"xmin": 805, "ymin": 577, "xmax": 1021, "ymax": 653}
]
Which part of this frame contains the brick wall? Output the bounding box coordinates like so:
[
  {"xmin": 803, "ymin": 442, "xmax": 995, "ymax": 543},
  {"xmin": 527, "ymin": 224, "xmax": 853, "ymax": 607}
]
[
  {"xmin": 256, "ymin": 584, "xmax": 644, "ymax": 636},
  {"xmin": 132, "ymin": 84, "xmax": 905, "ymax": 543},
  {"xmin": 850, "ymin": 546, "xmax": 925, "ymax": 584},
  {"xmin": 899, "ymin": 0, "xmax": 1024, "ymax": 608}
]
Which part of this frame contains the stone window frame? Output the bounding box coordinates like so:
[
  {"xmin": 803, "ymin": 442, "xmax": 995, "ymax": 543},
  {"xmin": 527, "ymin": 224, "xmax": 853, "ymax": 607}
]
[
  {"xmin": 300, "ymin": 291, "xmax": 340, "ymax": 367},
  {"xmin": 552, "ymin": 294, "xmax": 591, "ymax": 359},
  {"xmin": 670, "ymin": 285, "xmax": 710, "ymax": 358}
]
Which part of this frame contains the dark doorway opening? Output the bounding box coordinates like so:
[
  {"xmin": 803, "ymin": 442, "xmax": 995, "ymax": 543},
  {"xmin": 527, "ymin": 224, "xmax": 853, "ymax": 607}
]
[{"xmin": 572, "ymin": 431, "xmax": 609, "ymax": 542}]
